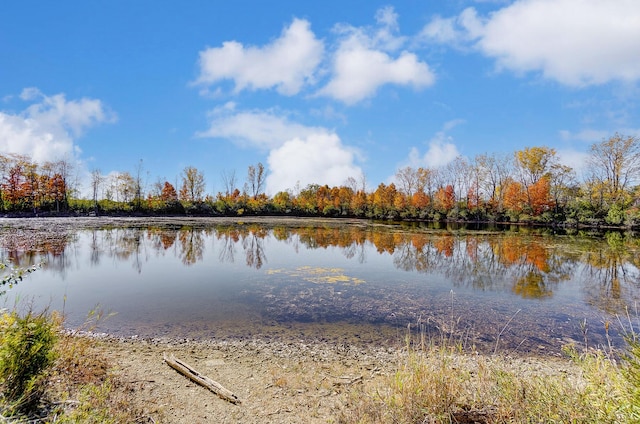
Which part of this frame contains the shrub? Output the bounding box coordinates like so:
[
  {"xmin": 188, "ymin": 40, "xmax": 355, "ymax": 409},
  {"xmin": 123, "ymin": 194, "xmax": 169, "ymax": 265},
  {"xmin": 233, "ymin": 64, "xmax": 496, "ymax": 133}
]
[
  {"xmin": 606, "ymin": 203, "xmax": 626, "ymax": 225},
  {"xmin": 0, "ymin": 308, "xmax": 60, "ymax": 415}
]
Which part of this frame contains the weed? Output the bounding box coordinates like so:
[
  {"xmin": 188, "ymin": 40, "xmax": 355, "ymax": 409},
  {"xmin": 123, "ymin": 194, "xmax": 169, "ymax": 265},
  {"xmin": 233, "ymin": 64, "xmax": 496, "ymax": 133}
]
[{"xmin": 0, "ymin": 307, "xmax": 60, "ymax": 416}]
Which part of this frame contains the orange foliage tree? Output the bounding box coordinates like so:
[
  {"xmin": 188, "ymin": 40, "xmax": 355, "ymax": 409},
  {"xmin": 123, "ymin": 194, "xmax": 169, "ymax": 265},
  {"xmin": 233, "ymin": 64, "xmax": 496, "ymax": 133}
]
[
  {"xmin": 527, "ymin": 176, "xmax": 554, "ymax": 215},
  {"xmin": 503, "ymin": 180, "xmax": 526, "ymax": 213},
  {"xmin": 434, "ymin": 185, "xmax": 455, "ymax": 213}
]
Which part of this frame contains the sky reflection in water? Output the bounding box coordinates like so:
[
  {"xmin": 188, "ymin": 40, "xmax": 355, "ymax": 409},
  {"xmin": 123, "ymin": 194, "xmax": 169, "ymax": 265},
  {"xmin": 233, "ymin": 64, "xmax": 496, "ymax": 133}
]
[{"xmin": 2, "ymin": 222, "xmax": 640, "ymax": 355}]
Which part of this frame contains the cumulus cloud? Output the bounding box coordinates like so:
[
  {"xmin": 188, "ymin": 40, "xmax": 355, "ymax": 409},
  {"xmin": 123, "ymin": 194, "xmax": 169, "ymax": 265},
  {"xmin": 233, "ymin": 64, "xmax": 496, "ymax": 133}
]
[
  {"xmin": 427, "ymin": 0, "xmax": 640, "ymax": 86},
  {"xmin": 406, "ymin": 121, "xmax": 462, "ymax": 169},
  {"xmin": 196, "ymin": 18, "xmax": 324, "ymax": 95},
  {"xmin": 317, "ymin": 7, "xmax": 435, "ymax": 104},
  {"xmin": 198, "ymin": 107, "xmax": 362, "ymax": 194},
  {"xmin": 408, "ymin": 140, "xmax": 460, "ymax": 169},
  {"xmin": 197, "ymin": 107, "xmax": 329, "ymax": 150},
  {"xmin": 266, "ymin": 133, "xmax": 362, "ymax": 195},
  {"xmin": 419, "ymin": 16, "xmax": 459, "ymax": 45},
  {"xmin": 419, "ymin": 8, "xmax": 483, "ymax": 46},
  {"xmin": 0, "ymin": 88, "xmax": 115, "ymax": 163},
  {"xmin": 556, "ymin": 148, "xmax": 592, "ymax": 176}
]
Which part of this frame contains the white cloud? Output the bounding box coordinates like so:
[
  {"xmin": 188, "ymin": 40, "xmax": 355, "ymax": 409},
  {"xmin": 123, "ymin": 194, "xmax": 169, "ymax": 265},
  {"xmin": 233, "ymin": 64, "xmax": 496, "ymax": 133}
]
[
  {"xmin": 318, "ymin": 39, "xmax": 434, "ymax": 104},
  {"xmin": 266, "ymin": 132, "xmax": 362, "ymax": 195},
  {"xmin": 556, "ymin": 148, "xmax": 591, "ymax": 176},
  {"xmin": 197, "ymin": 108, "xmax": 329, "ymax": 150},
  {"xmin": 460, "ymin": 0, "xmax": 640, "ymax": 86},
  {"xmin": 196, "ymin": 18, "xmax": 324, "ymax": 95},
  {"xmin": 373, "ymin": 6, "xmax": 406, "ymax": 51},
  {"xmin": 409, "ymin": 139, "xmax": 460, "ymax": 169},
  {"xmin": 405, "ymin": 121, "xmax": 462, "ymax": 169},
  {"xmin": 0, "ymin": 88, "xmax": 115, "ymax": 163},
  {"xmin": 419, "ymin": 16, "xmax": 460, "ymax": 44},
  {"xmin": 559, "ymin": 129, "xmax": 609, "ymax": 143},
  {"xmin": 419, "ymin": 8, "xmax": 483, "ymax": 46},
  {"xmin": 197, "ymin": 107, "xmax": 361, "ymax": 194},
  {"xmin": 318, "ymin": 7, "xmax": 435, "ymax": 104}
]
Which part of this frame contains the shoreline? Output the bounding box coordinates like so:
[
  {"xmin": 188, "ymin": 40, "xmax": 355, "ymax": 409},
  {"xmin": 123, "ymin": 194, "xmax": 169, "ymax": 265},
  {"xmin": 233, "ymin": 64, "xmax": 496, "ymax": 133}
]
[
  {"xmin": 84, "ymin": 330, "xmax": 584, "ymax": 423},
  {"xmin": 0, "ymin": 213, "xmax": 637, "ymax": 233}
]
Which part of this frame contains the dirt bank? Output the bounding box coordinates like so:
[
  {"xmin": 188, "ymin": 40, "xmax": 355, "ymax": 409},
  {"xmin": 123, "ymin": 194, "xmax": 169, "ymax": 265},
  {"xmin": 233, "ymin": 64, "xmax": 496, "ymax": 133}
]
[
  {"xmin": 91, "ymin": 336, "xmax": 397, "ymax": 424},
  {"xmin": 84, "ymin": 335, "xmax": 579, "ymax": 424}
]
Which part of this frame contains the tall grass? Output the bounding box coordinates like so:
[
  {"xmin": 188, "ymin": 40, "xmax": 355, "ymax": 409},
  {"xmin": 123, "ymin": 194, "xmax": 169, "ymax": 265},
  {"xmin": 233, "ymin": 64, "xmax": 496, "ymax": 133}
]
[{"xmin": 339, "ymin": 322, "xmax": 638, "ymax": 424}]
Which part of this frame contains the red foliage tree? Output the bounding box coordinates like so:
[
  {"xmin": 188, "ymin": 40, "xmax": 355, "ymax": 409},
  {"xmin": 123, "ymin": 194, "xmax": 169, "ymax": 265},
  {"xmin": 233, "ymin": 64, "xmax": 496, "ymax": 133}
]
[{"xmin": 160, "ymin": 181, "xmax": 178, "ymax": 202}]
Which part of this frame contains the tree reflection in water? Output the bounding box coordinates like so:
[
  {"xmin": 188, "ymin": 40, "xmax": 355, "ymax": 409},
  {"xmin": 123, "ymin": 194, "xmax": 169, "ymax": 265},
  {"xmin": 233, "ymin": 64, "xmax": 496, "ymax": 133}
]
[
  {"xmin": 581, "ymin": 232, "xmax": 640, "ymax": 314},
  {"xmin": 0, "ymin": 223, "xmax": 639, "ymax": 316}
]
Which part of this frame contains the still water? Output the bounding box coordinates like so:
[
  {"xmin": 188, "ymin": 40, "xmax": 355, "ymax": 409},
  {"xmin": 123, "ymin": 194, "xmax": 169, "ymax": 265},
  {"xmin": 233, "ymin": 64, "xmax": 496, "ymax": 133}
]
[{"xmin": 2, "ymin": 218, "xmax": 639, "ymax": 355}]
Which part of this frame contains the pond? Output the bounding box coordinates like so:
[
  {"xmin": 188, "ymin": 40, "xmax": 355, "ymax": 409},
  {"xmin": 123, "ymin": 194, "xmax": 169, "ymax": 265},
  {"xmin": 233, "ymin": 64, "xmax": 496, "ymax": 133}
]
[{"xmin": 1, "ymin": 217, "xmax": 639, "ymax": 355}]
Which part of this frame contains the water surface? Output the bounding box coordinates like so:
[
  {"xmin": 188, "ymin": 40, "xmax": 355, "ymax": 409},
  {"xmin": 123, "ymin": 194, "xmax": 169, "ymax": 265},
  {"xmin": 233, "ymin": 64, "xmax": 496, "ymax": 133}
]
[{"xmin": 2, "ymin": 218, "xmax": 639, "ymax": 355}]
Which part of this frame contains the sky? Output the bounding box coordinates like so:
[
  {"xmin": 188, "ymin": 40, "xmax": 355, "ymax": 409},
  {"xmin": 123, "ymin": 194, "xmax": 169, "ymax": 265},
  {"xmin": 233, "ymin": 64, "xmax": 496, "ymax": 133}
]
[{"xmin": 1, "ymin": 0, "xmax": 640, "ymax": 197}]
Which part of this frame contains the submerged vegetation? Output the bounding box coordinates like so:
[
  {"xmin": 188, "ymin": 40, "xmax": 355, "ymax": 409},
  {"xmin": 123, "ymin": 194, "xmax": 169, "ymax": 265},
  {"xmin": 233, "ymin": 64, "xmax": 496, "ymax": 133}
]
[{"xmin": 1, "ymin": 134, "xmax": 640, "ymax": 229}]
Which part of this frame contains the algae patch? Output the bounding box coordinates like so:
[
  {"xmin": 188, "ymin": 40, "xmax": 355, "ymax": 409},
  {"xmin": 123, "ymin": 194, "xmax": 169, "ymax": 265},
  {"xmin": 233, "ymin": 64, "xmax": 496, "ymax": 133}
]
[{"xmin": 267, "ymin": 266, "xmax": 365, "ymax": 285}]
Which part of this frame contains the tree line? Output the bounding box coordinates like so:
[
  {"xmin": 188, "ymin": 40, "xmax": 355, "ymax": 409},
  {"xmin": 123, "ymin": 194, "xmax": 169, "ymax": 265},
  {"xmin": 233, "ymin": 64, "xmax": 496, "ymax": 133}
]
[{"xmin": 1, "ymin": 133, "xmax": 639, "ymax": 228}]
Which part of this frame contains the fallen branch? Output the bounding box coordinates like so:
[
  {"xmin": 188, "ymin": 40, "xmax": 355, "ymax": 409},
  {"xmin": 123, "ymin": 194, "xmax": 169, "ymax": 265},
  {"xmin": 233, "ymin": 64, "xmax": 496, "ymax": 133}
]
[{"xmin": 163, "ymin": 353, "xmax": 242, "ymax": 405}]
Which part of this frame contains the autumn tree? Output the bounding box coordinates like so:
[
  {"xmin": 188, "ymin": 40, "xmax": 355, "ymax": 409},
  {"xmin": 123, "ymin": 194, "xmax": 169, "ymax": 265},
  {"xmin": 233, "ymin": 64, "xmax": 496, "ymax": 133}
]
[
  {"xmin": 180, "ymin": 166, "xmax": 206, "ymax": 202},
  {"xmin": 115, "ymin": 172, "xmax": 136, "ymax": 203},
  {"xmin": 47, "ymin": 173, "xmax": 66, "ymax": 212},
  {"xmin": 22, "ymin": 159, "xmax": 39, "ymax": 211},
  {"xmin": 221, "ymin": 169, "xmax": 237, "ymax": 197},
  {"xmin": 588, "ymin": 133, "xmax": 640, "ymax": 206},
  {"xmin": 528, "ymin": 176, "xmax": 553, "ymax": 215},
  {"xmin": 295, "ymin": 184, "xmax": 320, "ymax": 214},
  {"xmin": 395, "ymin": 166, "xmax": 418, "ymax": 198},
  {"xmin": 434, "ymin": 185, "xmax": 455, "ymax": 213},
  {"xmin": 476, "ymin": 153, "xmax": 512, "ymax": 214},
  {"xmin": 3, "ymin": 156, "xmax": 26, "ymax": 209},
  {"xmin": 445, "ymin": 157, "xmax": 473, "ymax": 205},
  {"xmin": 515, "ymin": 147, "xmax": 557, "ymax": 215},
  {"xmin": 272, "ymin": 191, "xmax": 293, "ymax": 212},
  {"xmin": 516, "ymin": 147, "xmax": 556, "ymax": 185},
  {"xmin": 372, "ymin": 183, "xmax": 398, "ymax": 218},
  {"xmin": 160, "ymin": 181, "xmax": 178, "ymax": 201},
  {"xmin": 503, "ymin": 179, "xmax": 526, "ymax": 214},
  {"xmin": 49, "ymin": 158, "xmax": 73, "ymax": 209},
  {"xmin": 413, "ymin": 167, "xmax": 437, "ymax": 211},
  {"xmin": 246, "ymin": 162, "xmax": 266, "ymax": 200},
  {"xmin": 336, "ymin": 186, "xmax": 354, "ymax": 215},
  {"xmin": 548, "ymin": 163, "xmax": 576, "ymax": 213}
]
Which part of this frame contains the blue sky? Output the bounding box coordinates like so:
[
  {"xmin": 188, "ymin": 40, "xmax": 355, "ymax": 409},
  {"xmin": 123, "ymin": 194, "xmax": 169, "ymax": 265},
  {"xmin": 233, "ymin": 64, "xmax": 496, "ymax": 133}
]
[{"xmin": 1, "ymin": 0, "xmax": 639, "ymax": 196}]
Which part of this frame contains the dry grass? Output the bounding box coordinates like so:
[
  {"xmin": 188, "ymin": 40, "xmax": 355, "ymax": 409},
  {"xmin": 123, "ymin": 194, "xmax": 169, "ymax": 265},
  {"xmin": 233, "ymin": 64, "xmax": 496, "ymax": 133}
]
[
  {"xmin": 338, "ymin": 337, "xmax": 635, "ymax": 424},
  {"xmin": 45, "ymin": 333, "xmax": 146, "ymax": 423}
]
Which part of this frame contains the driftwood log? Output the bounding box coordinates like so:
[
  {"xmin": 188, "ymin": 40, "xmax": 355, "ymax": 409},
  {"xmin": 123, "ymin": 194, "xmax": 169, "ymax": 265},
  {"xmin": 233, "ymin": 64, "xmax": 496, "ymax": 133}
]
[{"xmin": 163, "ymin": 353, "xmax": 242, "ymax": 405}]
